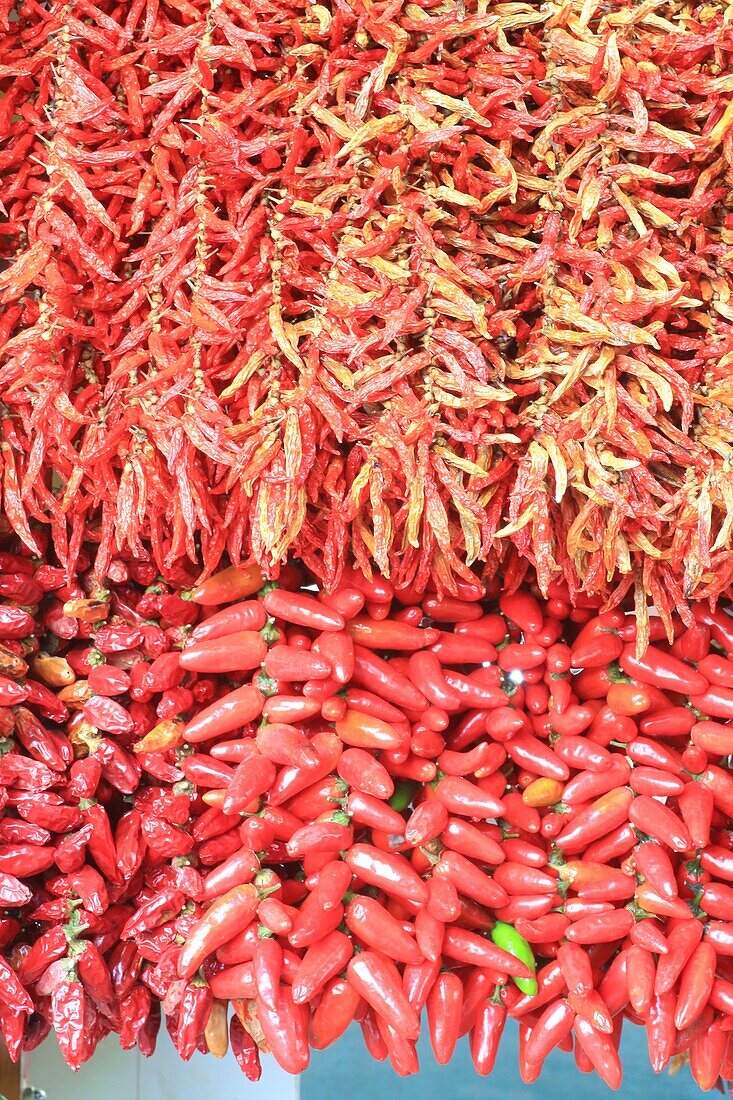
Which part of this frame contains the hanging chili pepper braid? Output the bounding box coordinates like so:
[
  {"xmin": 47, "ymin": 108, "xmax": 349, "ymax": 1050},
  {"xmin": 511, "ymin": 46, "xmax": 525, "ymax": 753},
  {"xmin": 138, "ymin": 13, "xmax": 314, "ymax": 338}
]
[
  {"xmin": 1, "ymin": 2, "xmax": 733, "ymax": 608},
  {"xmin": 0, "ymin": 537, "xmax": 730, "ymax": 1088}
]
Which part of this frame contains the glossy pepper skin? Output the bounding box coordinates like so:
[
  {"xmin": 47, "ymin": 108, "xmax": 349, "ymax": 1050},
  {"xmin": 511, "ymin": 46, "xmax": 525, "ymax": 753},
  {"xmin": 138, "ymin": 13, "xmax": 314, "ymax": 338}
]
[
  {"xmin": 346, "ymin": 952, "xmax": 420, "ymax": 1040},
  {"xmin": 427, "ymin": 972, "xmax": 463, "ymax": 1064}
]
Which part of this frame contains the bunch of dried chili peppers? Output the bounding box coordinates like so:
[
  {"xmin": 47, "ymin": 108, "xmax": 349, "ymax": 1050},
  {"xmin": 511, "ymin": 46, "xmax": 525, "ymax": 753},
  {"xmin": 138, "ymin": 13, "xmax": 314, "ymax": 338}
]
[
  {"xmin": 0, "ymin": 534, "xmax": 732, "ymax": 1090},
  {"xmin": 2, "ymin": 1, "xmax": 733, "ymax": 608}
]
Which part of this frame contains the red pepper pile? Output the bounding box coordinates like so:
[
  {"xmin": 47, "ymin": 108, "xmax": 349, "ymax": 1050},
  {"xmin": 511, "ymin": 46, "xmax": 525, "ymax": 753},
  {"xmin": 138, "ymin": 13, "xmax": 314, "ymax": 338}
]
[
  {"xmin": 3, "ymin": 541, "xmax": 733, "ymax": 1088},
  {"xmin": 2, "ymin": 2, "xmax": 733, "ymax": 610}
]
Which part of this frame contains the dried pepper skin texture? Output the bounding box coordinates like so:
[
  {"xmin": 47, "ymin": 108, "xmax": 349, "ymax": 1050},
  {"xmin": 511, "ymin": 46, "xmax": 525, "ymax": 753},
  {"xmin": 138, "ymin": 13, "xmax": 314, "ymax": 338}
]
[{"xmin": 1, "ymin": 1, "xmax": 733, "ymax": 609}]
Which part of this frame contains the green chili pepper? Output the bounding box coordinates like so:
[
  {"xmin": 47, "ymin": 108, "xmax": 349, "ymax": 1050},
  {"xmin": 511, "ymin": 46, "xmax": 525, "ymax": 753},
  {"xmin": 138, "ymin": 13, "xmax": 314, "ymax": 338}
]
[
  {"xmin": 490, "ymin": 921, "xmax": 537, "ymax": 996},
  {"xmin": 388, "ymin": 780, "xmax": 418, "ymax": 813}
]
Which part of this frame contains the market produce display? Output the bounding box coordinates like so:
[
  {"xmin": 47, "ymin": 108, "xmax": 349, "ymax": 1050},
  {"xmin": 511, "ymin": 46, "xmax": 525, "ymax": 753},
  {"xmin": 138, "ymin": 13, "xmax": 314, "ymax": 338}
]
[
  {"xmin": 0, "ymin": 541, "xmax": 731, "ymax": 1090},
  {"xmin": 4, "ymin": 0, "xmax": 733, "ymax": 1093}
]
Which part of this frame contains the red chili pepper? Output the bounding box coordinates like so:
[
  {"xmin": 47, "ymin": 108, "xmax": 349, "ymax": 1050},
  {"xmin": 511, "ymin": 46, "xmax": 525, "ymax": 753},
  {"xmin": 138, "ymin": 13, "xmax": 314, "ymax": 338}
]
[
  {"xmin": 256, "ymin": 988, "xmax": 310, "ymax": 1074},
  {"xmin": 319, "ymin": 587, "xmax": 365, "ymax": 619},
  {"xmin": 704, "ymin": 921, "xmax": 733, "ymax": 955},
  {"xmin": 651, "ymin": 919, "xmax": 704, "ymax": 998},
  {"xmin": 626, "ymin": 944, "xmax": 656, "ymax": 1016},
  {"xmin": 222, "ymin": 754, "xmax": 277, "ymax": 815},
  {"xmin": 352, "ymin": 647, "xmax": 427, "ymax": 712},
  {"xmin": 633, "ymin": 842, "xmax": 678, "ymax": 899},
  {"xmin": 505, "ymin": 734, "xmax": 569, "ymax": 782},
  {"xmin": 573, "ymin": 1016, "xmax": 622, "ymax": 1089},
  {"xmin": 571, "ymin": 631, "xmax": 623, "ymax": 670},
  {"xmin": 583, "ymin": 822, "xmax": 637, "ymax": 864},
  {"xmin": 425, "ymin": 971, "xmax": 463, "ymax": 1065},
  {"xmin": 565, "ymin": 909, "xmax": 635, "ymax": 943},
  {"xmin": 619, "ymin": 645, "xmax": 708, "ymax": 695},
  {"xmin": 493, "ymin": 862, "xmax": 557, "ymax": 896},
  {"xmin": 335, "ymin": 709, "xmax": 406, "ymax": 751},
  {"xmin": 674, "ymin": 942, "xmax": 716, "ymax": 1029},
  {"xmin": 262, "ymin": 587, "xmax": 344, "ymax": 632},
  {"xmin": 256, "ymin": 723, "xmax": 319, "ymax": 771},
  {"xmin": 555, "ymin": 787, "xmax": 633, "ymax": 854},
  {"xmin": 553, "ymin": 735, "xmax": 613, "ymax": 773},
  {"xmin": 345, "ymin": 844, "xmax": 427, "ymax": 906},
  {"xmin": 498, "ymin": 644, "xmax": 546, "ymax": 673},
  {"xmin": 178, "ymin": 884, "xmax": 259, "ymax": 980},
  {"xmin": 50, "ymin": 980, "xmax": 88, "ymax": 1071},
  {"xmin": 200, "ymin": 849, "xmax": 260, "ymax": 902},
  {"xmin": 345, "ymin": 896, "xmax": 422, "ymax": 965},
  {"xmin": 433, "ymin": 775, "xmax": 504, "ymax": 819},
  {"xmin": 630, "ymin": 766, "xmax": 685, "ymax": 798},
  {"xmin": 690, "ymin": 1017, "xmax": 727, "ymax": 1091},
  {"xmin": 498, "ymin": 591, "xmax": 543, "ymax": 633},
  {"xmin": 515, "ymin": 913, "xmax": 570, "ymax": 943},
  {"xmin": 427, "ymin": 875, "xmax": 461, "ymax": 922},
  {"xmin": 645, "ymin": 991, "xmax": 676, "ymax": 1071},
  {"xmin": 509, "ymin": 960, "xmax": 565, "ymax": 1019},
  {"xmin": 436, "ymin": 849, "xmax": 508, "ymax": 908},
  {"xmin": 180, "ymin": 631, "xmax": 268, "ymax": 674},
  {"xmin": 190, "ymin": 601, "xmax": 267, "ymax": 643},
  {"xmin": 407, "ymin": 651, "xmax": 462, "ymax": 710},
  {"xmin": 265, "ymin": 645, "xmax": 331, "ymax": 682},
  {"xmin": 524, "ymin": 998, "xmax": 575, "ymax": 1069},
  {"xmin": 402, "ymin": 957, "xmax": 441, "ymax": 1017},
  {"xmin": 562, "ymin": 759, "xmax": 631, "ymax": 804},
  {"xmin": 438, "ymin": 741, "xmax": 498, "ymax": 777},
  {"xmin": 430, "ymin": 632, "xmax": 497, "ymax": 665},
  {"xmin": 697, "ymin": 652, "xmax": 733, "ymax": 688},
  {"xmin": 442, "ymin": 927, "xmax": 531, "ymax": 979},
  {"xmin": 347, "ymin": 951, "xmax": 420, "ymax": 1040},
  {"xmin": 184, "ymin": 685, "xmax": 264, "ymax": 743},
  {"xmin": 691, "ymin": 685, "xmax": 733, "ymax": 720},
  {"xmin": 605, "ymin": 681, "xmax": 651, "ymax": 715},
  {"xmin": 404, "ymin": 801, "xmax": 446, "ymax": 846},
  {"xmin": 309, "ymin": 977, "xmax": 362, "ymax": 1050},
  {"xmin": 459, "ymin": 991, "xmax": 501, "ymax": 1072},
  {"xmin": 412, "ymin": 908, "xmax": 442, "ymax": 963},
  {"xmin": 229, "ymin": 1014, "xmax": 262, "ymax": 1081},
  {"xmin": 189, "ymin": 566, "xmax": 263, "ymax": 606},
  {"xmin": 671, "ymin": 623, "xmax": 710, "ymax": 663},
  {"xmin": 629, "ymin": 795, "xmax": 692, "ymax": 852}
]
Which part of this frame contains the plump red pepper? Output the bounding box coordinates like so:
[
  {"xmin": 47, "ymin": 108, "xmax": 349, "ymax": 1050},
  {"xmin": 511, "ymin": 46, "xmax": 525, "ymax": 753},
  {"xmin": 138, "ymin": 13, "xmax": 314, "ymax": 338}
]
[
  {"xmin": 674, "ymin": 942, "xmax": 716, "ymax": 1029},
  {"xmin": 178, "ymin": 884, "xmax": 259, "ymax": 979},
  {"xmin": 426, "ymin": 971, "xmax": 463, "ymax": 1065},
  {"xmin": 574, "ymin": 1016, "xmax": 622, "ymax": 1088},
  {"xmin": 433, "ymin": 775, "xmax": 504, "ymax": 818},
  {"xmin": 309, "ymin": 976, "xmax": 361, "ymax": 1050},
  {"xmin": 407, "ymin": 651, "xmax": 462, "ymax": 710},
  {"xmin": 565, "ymin": 909, "xmax": 635, "ymax": 943},
  {"xmin": 347, "ymin": 951, "xmax": 420, "ymax": 1040},
  {"xmin": 524, "ymin": 998, "xmax": 575, "ymax": 1069},
  {"xmin": 256, "ymin": 988, "xmax": 310, "ymax": 1074},
  {"xmin": 263, "ymin": 588, "xmax": 344, "ymax": 632},
  {"xmin": 555, "ymin": 787, "xmax": 633, "ymax": 854},
  {"xmin": 619, "ymin": 645, "xmax": 708, "ymax": 695},
  {"xmin": 629, "ymin": 795, "xmax": 692, "ymax": 852},
  {"xmin": 506, "ymin": 735, "xmax": 569, "ymax": 781},
  {"xmin": 189, "ymin": 565, "xmax": 263, "ymax": 606},
  {"xmin": 335, "ymin": 710, "xmax": 406, "ymax": 751},
  {"xmin": 184, "ymin": 685, "xmax": 264, "ymax": 742},
  {"xmin": 469, "ymin": 999, "xmax": 505, "ymax": 1075},
  {"xmin": 351, "ymin": 647, "xmax": 428, "ymax": 712},
  {"xmin": 346, "ymin": 896, "xmax": 422, "ymax": 965},
  {"xmin": 442, "ymin": 927, "xmax": 532, "ymax": 979}
]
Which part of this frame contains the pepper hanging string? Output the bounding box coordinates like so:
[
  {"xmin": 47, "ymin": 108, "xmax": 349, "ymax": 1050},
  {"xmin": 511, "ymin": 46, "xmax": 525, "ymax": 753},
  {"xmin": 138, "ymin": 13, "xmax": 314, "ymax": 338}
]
[{"xmin": 2, "ymin": 2, "xmax": 733, "ymax": 608}]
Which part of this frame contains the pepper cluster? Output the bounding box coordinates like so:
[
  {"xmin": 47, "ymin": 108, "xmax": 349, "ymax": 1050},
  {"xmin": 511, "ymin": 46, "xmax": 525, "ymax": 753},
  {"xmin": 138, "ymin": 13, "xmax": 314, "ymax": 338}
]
[
  {"xmin": 2, "ymin": 540, "xmax": 733, "ymax": 1088},
  {"xmin": 2, "ymin": 2, "xmax": 733, "ymax": 610}
]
